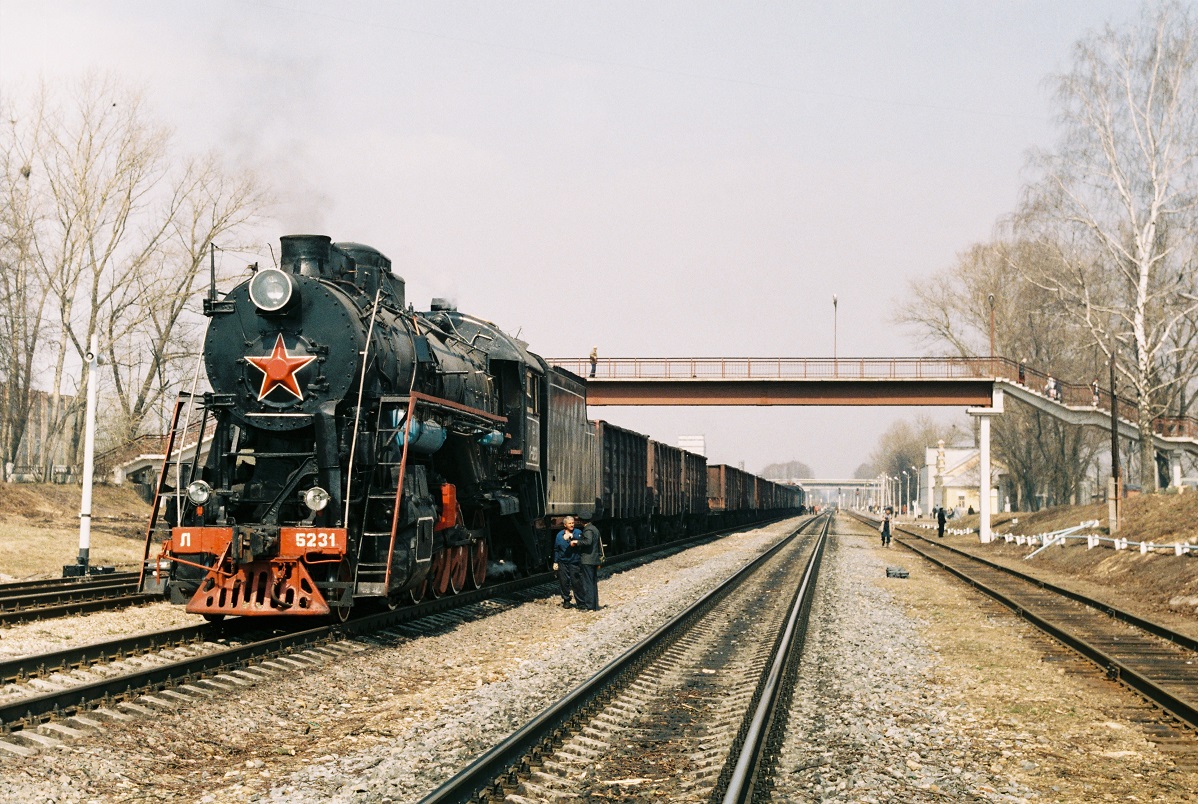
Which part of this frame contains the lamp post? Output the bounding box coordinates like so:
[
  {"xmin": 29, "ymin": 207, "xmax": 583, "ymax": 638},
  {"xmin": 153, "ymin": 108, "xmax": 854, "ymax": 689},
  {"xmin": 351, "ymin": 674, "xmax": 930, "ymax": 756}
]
[
  {"xmin": 987, "ymin": 293, "xmax": 996, "ymax": 365},
  {"xmin": 901, "ymin": 471, "xmax": 909, "ymax": 516},
  {"xmin": 832, "ymin": 294, "xmax": 839, "ymax": 375},
  {"xmin": 911, "ymin": 464, "xmax": 920, "ymax": 516}
]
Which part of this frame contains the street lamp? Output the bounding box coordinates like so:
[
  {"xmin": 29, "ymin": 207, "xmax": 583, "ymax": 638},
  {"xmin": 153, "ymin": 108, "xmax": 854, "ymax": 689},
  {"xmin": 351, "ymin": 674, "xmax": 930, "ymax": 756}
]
[
  {"xmin": 987, "ymin": 293, "xmax": 996, "ymax": 362},
  {"xmin": 901, "ymin": 470, "xmax": 909, "ymax": 516},
  {"xmin": 833, "ymin": 294, "xmax": 838, "ymax": 361},
  {"xmin": 911, "ymin": 464, "xmax": 920, "ymax": 516}
]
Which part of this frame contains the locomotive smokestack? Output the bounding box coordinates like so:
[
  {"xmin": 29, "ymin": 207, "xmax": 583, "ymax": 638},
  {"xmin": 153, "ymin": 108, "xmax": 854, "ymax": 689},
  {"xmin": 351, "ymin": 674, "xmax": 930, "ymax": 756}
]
[{"xmin": 280, "ymin": 235, "xmax": 334, "ymax": 278}]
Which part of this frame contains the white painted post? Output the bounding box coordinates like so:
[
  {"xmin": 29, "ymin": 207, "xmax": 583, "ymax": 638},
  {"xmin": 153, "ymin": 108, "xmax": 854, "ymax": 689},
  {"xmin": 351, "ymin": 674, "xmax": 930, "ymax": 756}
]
[
  {"xmin": 979, "ymin": 413, "xmax": 991, "ymax": 543},
  {"xmin": 72, "ymin": 334, "xmax": 99, "ymax": 576},
  {"xmin": 1171, "ymin": 451, "xmax": 1183, "ymax": 491}
]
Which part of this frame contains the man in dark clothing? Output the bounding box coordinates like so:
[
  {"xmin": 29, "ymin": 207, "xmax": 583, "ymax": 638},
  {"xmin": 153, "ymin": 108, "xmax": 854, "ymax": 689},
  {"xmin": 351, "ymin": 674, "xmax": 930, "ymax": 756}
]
[
  {"xmin": 572, "ymin": 519, "xmax": 603, "ymax": 611},
  {"xmin": 553, "ymin": 516, "xmax": 581, "ymax": 607},
  {"xmin": 936, "ymin": 506, "xmax": 947, "ymax": 538}
]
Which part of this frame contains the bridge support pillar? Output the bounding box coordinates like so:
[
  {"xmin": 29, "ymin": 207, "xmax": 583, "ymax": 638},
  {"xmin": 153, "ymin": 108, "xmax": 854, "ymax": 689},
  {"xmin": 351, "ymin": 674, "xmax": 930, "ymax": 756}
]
[
  {"xmin": 969, "ymin": 391, "xmax": 1003, "ymax": 544},
  {"xmin": 1171, "ymin": 450, "xmax": 1184, "ymax": 490}
]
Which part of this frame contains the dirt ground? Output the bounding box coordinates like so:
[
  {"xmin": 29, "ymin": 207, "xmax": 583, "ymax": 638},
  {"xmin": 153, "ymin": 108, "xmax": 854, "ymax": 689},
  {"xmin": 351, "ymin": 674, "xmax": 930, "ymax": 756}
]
[{"xmin": 0, "ymin": 484, "xmax": 151, "ymax": 579}]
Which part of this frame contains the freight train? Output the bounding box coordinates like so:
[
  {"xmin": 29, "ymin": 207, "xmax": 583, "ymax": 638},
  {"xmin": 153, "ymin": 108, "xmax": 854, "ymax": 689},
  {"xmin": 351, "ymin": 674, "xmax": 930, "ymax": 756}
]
[{"xmin": 139, "ymin": 235, "xmax": 804, "ymax": 620}]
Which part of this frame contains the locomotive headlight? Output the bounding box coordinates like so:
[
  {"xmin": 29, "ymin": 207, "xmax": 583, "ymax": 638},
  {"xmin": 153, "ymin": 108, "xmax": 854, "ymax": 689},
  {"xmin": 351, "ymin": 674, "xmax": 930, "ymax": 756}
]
[
  {"xmin": 303, "ymin": 486, "xmax": 331, "ymax": 512},
  {"xmin": 249, "ymin": 268, "xmax": 295, "ymax": 312},
  {"xmin": 186, "ymin": 480, "xmax": 212, "ymax": 505}
]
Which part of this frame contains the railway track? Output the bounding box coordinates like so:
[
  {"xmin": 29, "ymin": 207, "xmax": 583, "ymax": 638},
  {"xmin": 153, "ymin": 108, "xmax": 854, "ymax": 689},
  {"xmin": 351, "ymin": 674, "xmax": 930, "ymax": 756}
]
[
  {"xmin": 848, "ymin": 511, "xmax": 1198, "ymax": 745},
  {"xmin": 0, "ymin": 517, "xmax": 797, "ymax": 757},
  {"xmin": 0, "ymin": 572, "xmax": 150, "ymax": 626},
  {"xmin": 420, "ymin": 513, "xmax": 830, "ymax": 803}
]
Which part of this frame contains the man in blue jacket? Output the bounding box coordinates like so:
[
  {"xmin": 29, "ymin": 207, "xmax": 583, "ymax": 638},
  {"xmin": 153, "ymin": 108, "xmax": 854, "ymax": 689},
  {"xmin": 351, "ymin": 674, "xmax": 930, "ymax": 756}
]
[{"xmin": 553, "ymin": 516, "xmax": 581, "ymax": 608}]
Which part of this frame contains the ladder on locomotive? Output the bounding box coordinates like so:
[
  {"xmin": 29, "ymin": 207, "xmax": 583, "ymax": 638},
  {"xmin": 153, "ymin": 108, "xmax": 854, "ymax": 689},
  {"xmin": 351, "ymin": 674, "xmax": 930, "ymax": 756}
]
[
  {"xmin": 138, "ymin": 393, "xmax": 207, "ymax": 581},
  {"xmin": 351, "ymin": 396, "xmax": 412, "ymax": 592}
]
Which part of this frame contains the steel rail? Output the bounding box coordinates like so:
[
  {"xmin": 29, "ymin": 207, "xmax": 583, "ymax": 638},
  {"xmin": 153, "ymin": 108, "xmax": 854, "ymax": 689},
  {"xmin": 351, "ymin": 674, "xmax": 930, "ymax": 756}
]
[
  {"xmin": 0, "ymin": 514, "xmax": 799, "ymax": 731},
  {"xmin": 417, "ymin": 513, "xmax": 829, "ymax": 804},
  {"xmin": 0, "ymin": 571, "xmax": 139, "ymax": 595},
  {"xmin": 848, "ymin": 511, "xmax": 1198, "ymax": 730},
  {"xmin": 853, "ymin": 512, "xmax": 1198, "ymax": 654},
  {"xmin": 0, "ymin": 593, "xmax": 155, "ymax": 626},
  {"xmin": 718, "ymin": 513, "xmax": 829, "ymax": 803},
  {"xmin": 0, "ymin": 580, "xmax": 138, "ymax": 608},
  {"xmin": 0, "ymin": 624, "xmax": 213, "ymax": 684}
]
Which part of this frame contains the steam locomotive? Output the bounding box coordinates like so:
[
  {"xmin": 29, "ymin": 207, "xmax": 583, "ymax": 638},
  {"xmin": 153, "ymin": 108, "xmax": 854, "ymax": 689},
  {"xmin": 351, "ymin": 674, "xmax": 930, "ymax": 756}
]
[{"xmin": 139, "ymin": 235, "xmax": 802, "ymax": 620}]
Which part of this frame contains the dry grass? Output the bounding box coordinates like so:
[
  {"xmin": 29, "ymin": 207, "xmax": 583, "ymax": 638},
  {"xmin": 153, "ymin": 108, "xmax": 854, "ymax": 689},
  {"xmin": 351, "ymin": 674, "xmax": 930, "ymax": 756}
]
[
  {"xmin": 0, "ymin": 484, "xmax": 150, "ymax": 580},
  {"xmin": 955, "ymin": 489, "xmax": 1198, "ymax": 544}
]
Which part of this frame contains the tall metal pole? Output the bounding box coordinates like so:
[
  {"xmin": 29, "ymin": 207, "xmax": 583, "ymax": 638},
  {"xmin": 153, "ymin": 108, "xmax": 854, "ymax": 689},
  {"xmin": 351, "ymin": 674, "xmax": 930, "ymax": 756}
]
[
  {"xmin": 1109, "ymin": 349, "xmax": 1120, "ymax": 533},
  {"xmin": 832, "ymin": 294, "xmax": 838, "ymax": 375},
  {"xmin": 911, "ymin": 464, "xmax": 919, "ymax": 516},
  {"xmin": 69, "ymin": 334, "xmax": 99, "ymax": 576},
  {"xmin": 987, "ymin": 294, "xmax": 996, "ymax": 362}
]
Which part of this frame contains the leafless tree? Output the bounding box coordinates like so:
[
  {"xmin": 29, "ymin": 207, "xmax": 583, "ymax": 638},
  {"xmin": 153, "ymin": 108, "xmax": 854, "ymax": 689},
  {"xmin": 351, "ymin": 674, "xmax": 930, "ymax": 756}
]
[
  {"xmin": 0, "ymin": 85, "xmax": 54, "ymax": 470},
  {"xmin": 898, "ymin": 240, "xmax": 1105, "ymax": 507},
  {"xmin": 0, "ymin": 73, "xmax": 269, "ymax": 471},
  {"xmin": 1015, "ymin": 0, "xmax": 1198, "ymax": 492},
  {"xmin": 869, "ymin": 414, "xmax": 958, "ymax": 491}
]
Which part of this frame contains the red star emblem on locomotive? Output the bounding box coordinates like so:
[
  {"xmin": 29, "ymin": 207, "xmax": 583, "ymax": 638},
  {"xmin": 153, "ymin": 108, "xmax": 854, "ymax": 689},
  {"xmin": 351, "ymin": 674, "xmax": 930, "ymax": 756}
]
[{"xmin": 246, "ymin": 334, "xmax": 317, "ymax": 401}]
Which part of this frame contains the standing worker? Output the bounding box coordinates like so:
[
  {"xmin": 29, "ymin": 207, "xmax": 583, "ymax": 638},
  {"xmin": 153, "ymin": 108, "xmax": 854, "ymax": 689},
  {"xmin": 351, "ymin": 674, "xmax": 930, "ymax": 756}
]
[
  {"xmin": 572, "ymin": 517, "xmax": 604, "ymax": 611},
  {"xmin": 936, "ymin": 505, "xmax": 947, "ymax": 538},
  {"xmin": 880, "ymin": 507, "xmax": 892, "ymax": 548},
  {"xmin": 553, "ymin": 516, "xmax": 581, "ymax": 608},
  {"xmin": 589, "ymin": 347, "xmax": 598, "ymax": 378}
]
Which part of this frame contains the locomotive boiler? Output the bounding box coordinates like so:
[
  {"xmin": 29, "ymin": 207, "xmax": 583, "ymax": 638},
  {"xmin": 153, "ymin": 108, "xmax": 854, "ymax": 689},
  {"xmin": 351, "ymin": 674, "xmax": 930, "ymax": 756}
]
[{"xmin": 140, "ymin": 235, "xmax": 596, "ymax": 619}]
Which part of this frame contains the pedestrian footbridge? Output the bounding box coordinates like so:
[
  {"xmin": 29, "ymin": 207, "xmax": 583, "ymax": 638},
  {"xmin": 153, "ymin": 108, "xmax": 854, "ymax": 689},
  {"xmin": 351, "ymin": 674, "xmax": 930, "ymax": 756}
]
[{"xmin": 548, "ymin": 355, "xmax": 1198, "ymax": 541}]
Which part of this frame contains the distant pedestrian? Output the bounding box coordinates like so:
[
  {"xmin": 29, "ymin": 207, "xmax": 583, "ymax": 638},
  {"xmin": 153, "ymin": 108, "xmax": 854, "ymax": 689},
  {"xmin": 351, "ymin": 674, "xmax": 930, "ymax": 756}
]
[
  {"xmin": 937, "ymin": 505, "xmax": 947, "ymax": 538},
  {"xmin": 880, "ymin": 508, "xmax": 892, "ymax": 547},
  {"xmin": 1018, "ymin": 360, "xmax": 1026, "ymax": 386},
  {"xmin": 1044, "ymin": 375, "xmax": 1060, "ymax": 402},
  {"xmin": 1092, "ymin": 379, "xmax": 1100, "ymax": 407},
  {"xmin": 589, "ymin": 347, "xmax": 598, "ymax": 378},
  {"xmin": 572, "ymin": 518, "xmax": 604, "ymax": 611},
  {"xmin": 553, "ymin": 516, "xmax": 581, "ymax": 607}
]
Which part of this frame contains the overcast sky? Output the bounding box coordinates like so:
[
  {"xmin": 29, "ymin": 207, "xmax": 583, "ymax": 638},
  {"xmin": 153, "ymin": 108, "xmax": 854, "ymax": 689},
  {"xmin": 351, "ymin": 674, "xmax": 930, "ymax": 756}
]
[{"xmin": 0, "ymin": 0, "xmax": 1141, "ymax": 476}]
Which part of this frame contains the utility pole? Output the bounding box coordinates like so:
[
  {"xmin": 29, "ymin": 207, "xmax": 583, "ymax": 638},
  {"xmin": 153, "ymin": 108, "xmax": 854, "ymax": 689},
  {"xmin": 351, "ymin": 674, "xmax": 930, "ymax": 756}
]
[
  {"xmin": 832, "ymin": 294, "xmax": 839, "ymax": 375},
  {"xmin": 987, "ymin": 293, "xmax": 996, "ymax": 368},
  {"xmin": 1109, "ymin": 349, "xmax": 1120, "ymax": 533}
]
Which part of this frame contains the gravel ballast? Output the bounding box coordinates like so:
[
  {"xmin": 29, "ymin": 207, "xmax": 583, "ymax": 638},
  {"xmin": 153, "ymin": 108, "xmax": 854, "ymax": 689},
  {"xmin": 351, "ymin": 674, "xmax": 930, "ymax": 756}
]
[
  {"xmin": 0, "ymin": 519, "xmax": 801, "ymax": 802},
  {"xmin": 771, "ymin": 517, "xmax": 1198, "ymax": 802},
  {"xmin": 2, "ymin": 513, "xmax": 1196, "ymax": 803}
]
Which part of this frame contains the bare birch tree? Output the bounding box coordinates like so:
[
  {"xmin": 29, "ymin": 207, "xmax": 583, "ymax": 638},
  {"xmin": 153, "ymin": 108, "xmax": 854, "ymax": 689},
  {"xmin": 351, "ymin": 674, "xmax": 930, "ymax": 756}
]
[
  {"xmin": 0, "ymin": 92, "xmax": 53, "ymax": 470},
  {"xmin": 1015, "ymin": 0, "xmax": 1198, "ymax": 491},
  {"xmin": 0, "ymin": 73, "xmax": 269, "ymax": 470}
]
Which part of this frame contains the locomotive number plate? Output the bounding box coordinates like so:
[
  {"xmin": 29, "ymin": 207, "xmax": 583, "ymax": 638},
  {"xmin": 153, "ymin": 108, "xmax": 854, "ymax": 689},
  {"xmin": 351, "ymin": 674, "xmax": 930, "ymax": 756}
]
[{"xmin": 279, "ymin": 527, "xmax": 347, "ymax": 557}]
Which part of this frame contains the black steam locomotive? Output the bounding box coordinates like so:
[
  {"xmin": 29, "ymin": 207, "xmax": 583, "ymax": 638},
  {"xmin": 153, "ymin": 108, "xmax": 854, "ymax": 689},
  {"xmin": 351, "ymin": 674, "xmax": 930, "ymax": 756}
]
[{"xmin": 139, "ymin": 235, "xmax": 801, "ymax": 620}]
